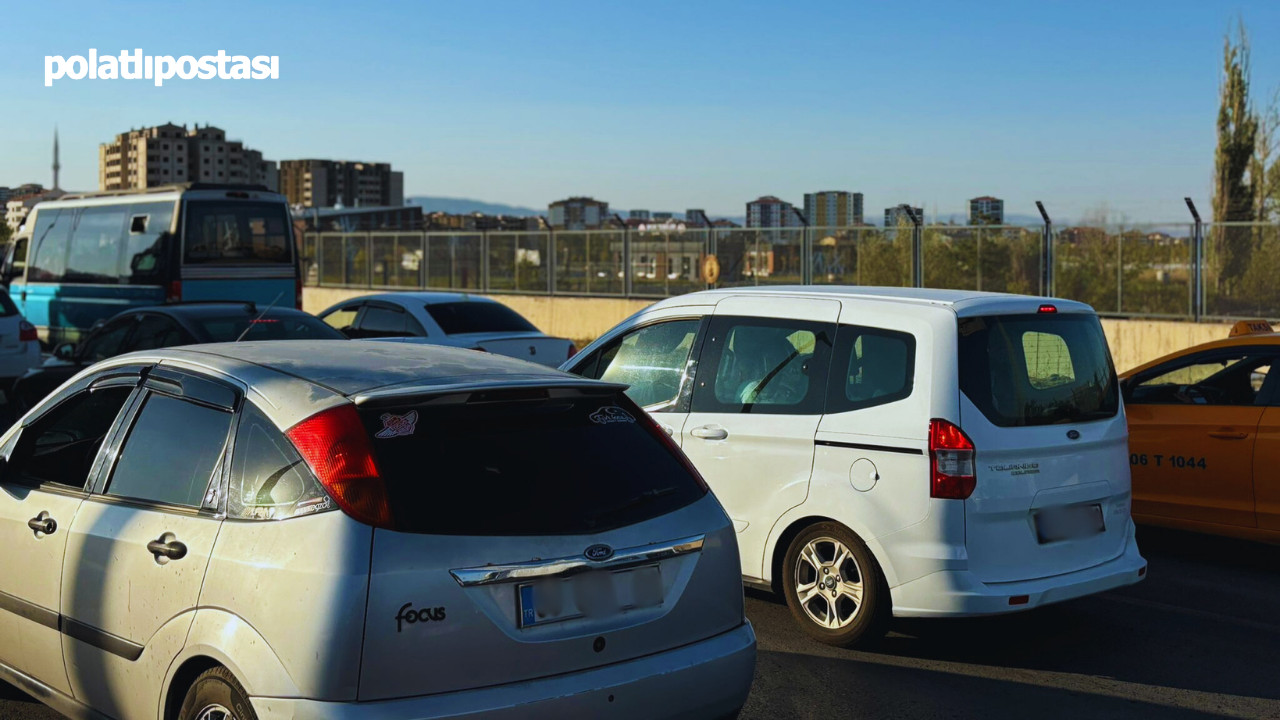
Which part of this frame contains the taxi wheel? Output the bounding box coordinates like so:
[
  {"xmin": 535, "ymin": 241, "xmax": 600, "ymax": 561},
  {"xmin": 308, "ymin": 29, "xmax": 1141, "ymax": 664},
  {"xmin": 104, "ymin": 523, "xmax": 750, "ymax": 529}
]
[
  {"xmin": 179, "ymin": 667, "xmax": 258, "ymax": 720},
  {"xmin": 782, "ymin": 522, "xmax": 888, "ymax": 648}
]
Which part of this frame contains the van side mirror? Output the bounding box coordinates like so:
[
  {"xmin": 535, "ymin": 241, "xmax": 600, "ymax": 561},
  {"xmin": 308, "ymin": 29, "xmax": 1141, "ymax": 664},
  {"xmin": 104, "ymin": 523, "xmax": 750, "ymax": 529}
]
[{"xmin": 54, "ymin": 343, "xmax": 76, "ymax": 360}]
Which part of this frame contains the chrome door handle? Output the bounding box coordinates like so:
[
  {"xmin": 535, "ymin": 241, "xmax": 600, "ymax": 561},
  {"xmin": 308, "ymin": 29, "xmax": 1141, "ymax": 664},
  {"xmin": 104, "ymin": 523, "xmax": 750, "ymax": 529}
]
[
  {"xmin": 27, "ymin": 515, "xmax": 56, "ymax": 534},
  {"xmin": 1208, "ymin": 431, "xmax": 1248, "ymax": 440},
  {"xmin": 147, "ymin": 538, "xmax": 188, "ymax": 560},
  {"xmin": 691, "ymin": 425, "xmax": 728, "ymax": 440}
]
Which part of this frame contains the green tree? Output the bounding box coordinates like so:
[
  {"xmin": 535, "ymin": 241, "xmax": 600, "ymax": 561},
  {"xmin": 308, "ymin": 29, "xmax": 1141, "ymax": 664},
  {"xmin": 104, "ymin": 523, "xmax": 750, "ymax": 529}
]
[
  {"xmin": 0, "ymin": 221, "xmax": 10, "ymax": 247},
  {"xmin": 1209, "ymin": 21, "xmax": 1261, "ymax": 302}
]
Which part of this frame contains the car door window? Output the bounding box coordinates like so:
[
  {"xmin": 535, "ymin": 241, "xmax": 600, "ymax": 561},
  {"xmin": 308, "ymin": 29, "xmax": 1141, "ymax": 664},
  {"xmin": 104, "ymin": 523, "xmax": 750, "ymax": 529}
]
[
  {"xmin": 4, "ymin": 387, "xmax": 134, "ymax": 490},
  {"xmin": 105, "ymin": 392, "xmax": 233, "ymax": 507},
  {"xmin": 228, "ymin": 403, "xmax": 329, "ymax": 520},
  {"xmin": 692, "ymin": 316, "xmax": 834, "ymax": 414},
  {"xmin": 359, "ymin": 305, "xmax": 411, "ymax": 338},
  {"xmin": 826, "ymin": 325, "xmax": 916, "ymax": 413},
  {"xmin": 124, "ymin": 315, "xmax": 187, "ymax": 352},
  {"xmin": 77, "ymin": 317, "xmax": 135, "ymax": 363},
  {"xmin": 588, "ymin": 320, "xmax": 700, "ymax": 409},
  {"xmin": 1131, "ymin": 352, "xmax": 1274, "ymax": 406},
  {"xmin": 322, "ymin": 305, "xmax": 361, "ymax": 334}
]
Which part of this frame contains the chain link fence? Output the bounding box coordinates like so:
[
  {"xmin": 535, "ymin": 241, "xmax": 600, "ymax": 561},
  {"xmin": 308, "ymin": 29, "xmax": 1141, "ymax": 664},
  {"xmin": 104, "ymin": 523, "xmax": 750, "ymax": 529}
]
[{"xmin": 302, "ymin": 222, "xmax": 1280, "ymax": 321}]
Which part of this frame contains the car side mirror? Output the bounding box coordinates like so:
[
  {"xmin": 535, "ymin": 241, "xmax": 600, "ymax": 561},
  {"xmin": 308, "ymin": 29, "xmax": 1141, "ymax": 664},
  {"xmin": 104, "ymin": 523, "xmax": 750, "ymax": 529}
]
[{"xmin": 54, "ymin": 343, "xmax": 76, "ymax": 360}]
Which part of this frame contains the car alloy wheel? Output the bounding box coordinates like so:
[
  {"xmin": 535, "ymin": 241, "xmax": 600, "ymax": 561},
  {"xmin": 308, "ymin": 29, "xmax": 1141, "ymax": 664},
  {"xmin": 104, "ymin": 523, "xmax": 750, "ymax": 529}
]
[
  {"xmin": 196, "ymin": 705, "xmax": 238, "ymax": 720},
  {"xmin": 793, "ymin": 536, "xmax": 864, "ymax": 629}
]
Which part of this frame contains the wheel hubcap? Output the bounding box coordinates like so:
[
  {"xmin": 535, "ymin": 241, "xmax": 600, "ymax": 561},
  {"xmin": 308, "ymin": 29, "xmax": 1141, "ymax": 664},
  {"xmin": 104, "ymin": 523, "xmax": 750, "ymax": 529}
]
[
  {"xmin": 794, "ymin": 537, "xmax": 864, "ymax": 630},
  {"xmin": 196, "ymin": 704, "xmax": 237, "ymax": 720}
]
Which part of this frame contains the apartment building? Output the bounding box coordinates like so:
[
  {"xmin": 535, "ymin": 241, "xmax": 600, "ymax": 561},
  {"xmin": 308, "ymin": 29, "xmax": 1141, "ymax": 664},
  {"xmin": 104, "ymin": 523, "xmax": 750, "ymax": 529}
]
[
  {"xmin": 279, "ymin": 160, "xmax": 404, "ymax": 209},
  {"xmin": 548, "ymin": 197, "xmax": 610, "ymax": 230},
  {"xmin": 98, "ymin": 123, "xmax": 277, "ymax": 191},
  {"xmin": 746, "ymin": 196, "xmax": 795, "ymax": 228},
  {"xmin": 804, "ymin": 191, "xmax": 864, "ymax": 227},
  {"xmin": 629, "ymin": 209, "xmax": 651, "ymax": 220},
  {"xmin": 969, "ymin": 196, "xmax": 1005, "ymax": 225}
]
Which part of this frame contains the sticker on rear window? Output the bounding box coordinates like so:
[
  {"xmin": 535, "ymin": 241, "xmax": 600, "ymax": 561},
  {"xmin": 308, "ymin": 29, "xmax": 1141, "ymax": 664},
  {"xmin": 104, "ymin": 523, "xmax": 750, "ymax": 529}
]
[
  {"xmin": 590, "ymin": 406, "xmax": 635, "ymax": 425},
  {"xmin": 376, "ymin": 410, "xmax": 419, "ymax": 438}
]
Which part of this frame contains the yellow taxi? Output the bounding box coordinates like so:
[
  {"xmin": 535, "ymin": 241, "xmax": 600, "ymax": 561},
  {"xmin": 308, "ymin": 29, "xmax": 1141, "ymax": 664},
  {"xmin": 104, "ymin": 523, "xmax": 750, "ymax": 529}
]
[{"xmin": 1120, "ymin": 320, "xmax": 1280, "ymax": 542}]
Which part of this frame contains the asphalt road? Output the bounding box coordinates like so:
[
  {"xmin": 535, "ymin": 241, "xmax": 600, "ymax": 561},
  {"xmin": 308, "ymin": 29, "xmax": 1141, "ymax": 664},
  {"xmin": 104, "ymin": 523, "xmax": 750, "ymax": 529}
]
[{"xmin": 1, "ymin": 527, "xmax": 1277, "ymax": 719}]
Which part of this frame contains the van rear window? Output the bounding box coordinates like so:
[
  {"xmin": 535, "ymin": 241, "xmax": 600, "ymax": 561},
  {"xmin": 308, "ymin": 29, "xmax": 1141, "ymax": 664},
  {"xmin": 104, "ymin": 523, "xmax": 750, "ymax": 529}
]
[
  {"xmin": 184, "ymin": 201, "xmax": 292, "ymax": 265},
  {"xmin": 958, "ymin": 314, "xmax": 1118, "ymax": 427},
  {"xmin": 359, "ymin": 392, "xmax": 706, "ymax": 535}
]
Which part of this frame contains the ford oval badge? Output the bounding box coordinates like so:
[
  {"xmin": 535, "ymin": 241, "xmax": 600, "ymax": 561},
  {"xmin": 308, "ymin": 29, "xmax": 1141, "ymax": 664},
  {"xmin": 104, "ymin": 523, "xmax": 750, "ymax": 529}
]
[
  {"xmin": 584, "ymin": 544, "xmax": 614, "ymax": 561},
  {"xmin": 1067, "ymin": 429, "xmax": 1081, "ymax": 440}
]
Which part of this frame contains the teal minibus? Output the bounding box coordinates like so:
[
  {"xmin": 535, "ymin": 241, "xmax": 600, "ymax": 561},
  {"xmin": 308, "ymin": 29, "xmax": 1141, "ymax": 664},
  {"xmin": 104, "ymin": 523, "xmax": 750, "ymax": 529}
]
[{"xmin": 7, "ymin": 183, "xmax": 301, "ymax": 346}]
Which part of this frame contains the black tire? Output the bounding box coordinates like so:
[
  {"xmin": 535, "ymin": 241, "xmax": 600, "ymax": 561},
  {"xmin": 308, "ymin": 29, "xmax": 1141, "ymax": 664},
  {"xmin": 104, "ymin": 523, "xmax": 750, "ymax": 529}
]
[
  {"xmin": 178, "ymin": 667, "xmax": 257, "ymax": 720},
  {"xmin": 781, "ymin": 521, "xmax": 889, "ymax": 647}
]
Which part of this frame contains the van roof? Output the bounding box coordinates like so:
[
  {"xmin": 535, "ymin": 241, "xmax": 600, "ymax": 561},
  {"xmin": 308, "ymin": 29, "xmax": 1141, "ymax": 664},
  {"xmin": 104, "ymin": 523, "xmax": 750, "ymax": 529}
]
[
  {"xmin": 32, "ymin": 183, "xmax": 286, "ymax": 210},
  {"xmin": 653, "ymin": 286, "xmax": 1095, "ymax": 316}
]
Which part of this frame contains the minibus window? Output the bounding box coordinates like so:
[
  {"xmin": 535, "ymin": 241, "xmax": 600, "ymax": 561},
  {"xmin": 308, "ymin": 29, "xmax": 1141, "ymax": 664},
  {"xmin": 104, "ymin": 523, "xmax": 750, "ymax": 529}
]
[
  {"xmin": 122, "ymin": 201, "xmax": 175, "ymax": 282},
  {"xmin": 27, "ymin": 209, "xmax": 74, "ymax": 283},
  {"xmin": 184, "ymin": 201, "xmax": 292, "ymax": 265},
  {"xmin": 958, "ymin": 314, "xmax": 1118, "ymax": 427}
]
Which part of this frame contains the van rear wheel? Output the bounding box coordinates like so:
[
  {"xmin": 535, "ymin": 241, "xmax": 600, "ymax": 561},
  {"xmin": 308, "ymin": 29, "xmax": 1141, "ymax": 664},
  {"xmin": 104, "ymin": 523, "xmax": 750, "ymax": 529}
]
[
  {"xmin": 782, "ymin": 522, "xmax": 888, "ymax": 647},
  {"xmin": 178, "ymin": 667, "xmax": 257, "ymax": 720}
]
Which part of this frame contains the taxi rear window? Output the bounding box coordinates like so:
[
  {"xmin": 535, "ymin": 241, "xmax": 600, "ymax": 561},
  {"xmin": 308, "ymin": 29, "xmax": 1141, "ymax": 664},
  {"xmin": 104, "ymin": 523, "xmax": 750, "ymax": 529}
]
[
  {"xmin": 359, "ymin": 391, "xmax": 706, "ymax": 535},
  {"xmin": 958, "ymin": 313, "xmax": 1119, "ymax": 427}
]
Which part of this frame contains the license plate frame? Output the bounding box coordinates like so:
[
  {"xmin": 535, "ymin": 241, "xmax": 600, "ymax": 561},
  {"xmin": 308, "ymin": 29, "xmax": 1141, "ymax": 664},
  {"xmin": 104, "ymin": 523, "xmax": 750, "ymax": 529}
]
[
  {"xmin": 517, "ymin": 564, "xmax": 663, "ymax": 629},
  {"xmin": 1034, "ymin": 503, "xmax": 1105, "ymax": 544}
]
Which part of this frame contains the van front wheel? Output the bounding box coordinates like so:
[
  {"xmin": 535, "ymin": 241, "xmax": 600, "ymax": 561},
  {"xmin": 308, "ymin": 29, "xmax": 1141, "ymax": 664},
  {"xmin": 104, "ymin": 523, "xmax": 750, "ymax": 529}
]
[{"xmin": 782, "ymin": 522, "xmax": 888, "ymax": 647}]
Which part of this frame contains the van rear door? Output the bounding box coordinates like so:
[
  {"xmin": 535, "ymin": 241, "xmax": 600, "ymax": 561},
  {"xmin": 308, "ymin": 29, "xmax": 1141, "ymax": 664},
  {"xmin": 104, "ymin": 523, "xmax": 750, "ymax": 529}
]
[{"xmin": 956, "ymin": 311, "xmax": 1131, "ymax": 583}]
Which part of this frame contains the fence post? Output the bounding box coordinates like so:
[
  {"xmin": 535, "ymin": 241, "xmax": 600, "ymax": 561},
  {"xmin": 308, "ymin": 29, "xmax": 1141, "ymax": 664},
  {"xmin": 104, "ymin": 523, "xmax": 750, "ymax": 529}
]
[
  {"xmin": 902, "ymin": 207, "xmax": 923, "ymax": 288},
  {"xmin": 548, "ymin": 227, "xmax": 557, "ymax": 295},
  {"xmin": 624, "ymin": 228, "xmax": 633, "ymax": 297},
  {"xmin": 1036, "ymin": 201, "xmax": 1052, "ymax": 297},
  {"xmin": 481, "ymin": 231, "xmax": 490, "ymax": 292},
  {"xmin": 1185, "ymin": 198, "xmax": 1203, "ymax": 321}
]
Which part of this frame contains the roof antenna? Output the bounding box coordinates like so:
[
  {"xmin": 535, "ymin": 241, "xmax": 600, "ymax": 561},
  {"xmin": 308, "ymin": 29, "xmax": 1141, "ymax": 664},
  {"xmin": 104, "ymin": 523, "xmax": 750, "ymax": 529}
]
[{"xmin": 235, "ymin": 292, "xmax": 284, "ymax": 342}]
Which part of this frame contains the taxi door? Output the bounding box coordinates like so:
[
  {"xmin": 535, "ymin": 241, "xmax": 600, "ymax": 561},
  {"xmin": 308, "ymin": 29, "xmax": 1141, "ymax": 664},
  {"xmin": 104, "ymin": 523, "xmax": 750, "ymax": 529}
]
[
  {"xmin": 1125, "ymin": 348, "xmax": 1276, "ymax": 528},
  {"xmin": 1250, "ymin": 407, "xmax": 1280, "ymax": 532}
]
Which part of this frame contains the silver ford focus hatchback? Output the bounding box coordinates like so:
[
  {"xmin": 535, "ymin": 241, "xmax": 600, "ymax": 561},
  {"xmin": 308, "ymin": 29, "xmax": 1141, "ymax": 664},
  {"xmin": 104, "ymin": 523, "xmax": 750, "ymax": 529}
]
[{"xmin": 0, "ymin": 341, "xmax": 755, "ymax": 720}]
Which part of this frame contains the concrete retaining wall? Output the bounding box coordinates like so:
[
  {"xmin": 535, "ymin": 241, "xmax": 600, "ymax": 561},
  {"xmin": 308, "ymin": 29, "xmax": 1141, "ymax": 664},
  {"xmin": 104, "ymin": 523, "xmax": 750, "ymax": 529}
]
[{"xmin": 304, "ymin": 287, "xmax": 1241, "ymax": 373}]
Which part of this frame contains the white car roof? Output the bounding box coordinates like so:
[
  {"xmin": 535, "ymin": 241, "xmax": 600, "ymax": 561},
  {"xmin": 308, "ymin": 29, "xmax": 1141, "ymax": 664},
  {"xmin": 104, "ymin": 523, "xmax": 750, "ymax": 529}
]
[
  {"xmin": 354, "ymin": 292, "xmax": 498, "ymax": 306},
  {"xmin": 646, "ymin": 286, "xmax": 1095, "ymax": 317}
]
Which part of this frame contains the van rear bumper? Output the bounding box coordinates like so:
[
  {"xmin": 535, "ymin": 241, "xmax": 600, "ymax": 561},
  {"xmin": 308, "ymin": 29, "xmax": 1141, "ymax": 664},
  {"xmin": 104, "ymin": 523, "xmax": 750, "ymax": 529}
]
[
  {"xmin": 890, "ymin": 534, "xmax": 1146, "ymax": 617},
  {"xmin": 249, "ymin": 622, "xmax": 756, "ymax": 720}
]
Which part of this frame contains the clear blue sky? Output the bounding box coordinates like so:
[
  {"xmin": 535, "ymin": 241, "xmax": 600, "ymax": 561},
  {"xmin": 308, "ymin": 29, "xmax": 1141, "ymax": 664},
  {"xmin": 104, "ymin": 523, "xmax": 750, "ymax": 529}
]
[{"xmin": 2, "ymin": 0, "xmax": 1278, "ymax": 222}]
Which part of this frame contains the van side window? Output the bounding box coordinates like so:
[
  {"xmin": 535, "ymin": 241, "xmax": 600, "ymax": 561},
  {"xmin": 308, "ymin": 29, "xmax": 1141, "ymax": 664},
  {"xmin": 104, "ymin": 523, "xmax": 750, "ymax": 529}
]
[
  {"xmin": 4, "ymin": 387, "xmax": 134, "ymax": 491},
  {"xmin": 1130, "ymin": 352, "xmax": 1273, "ymax": 406},
  {"xmin": 692, "ymin": 316, "xmax": 833, "ymax": 415},
  {"xmin": 27, "ymin": 209, "xmax": 75, "ymax": 283},
  {"xmin": 228, "ymin": 404, "xmax": 329, "ymax": 520},
  {"xmin": 123, "ymin": 201, "xmax": 174, "ymax": 282},
  {"xmin": 66, "ymin": 205, "xmax": 128, "ymax": 284},
  {"xmin": 590, "ymin": 320, "xmax": 700, "ymax": 410},
  {"xmin": 105, "ymin": 392, "xmax": 233, "ymax": 507},
  {"xmin": 826, "ymin": 326, "xmax": 915, "ymax": 413}
]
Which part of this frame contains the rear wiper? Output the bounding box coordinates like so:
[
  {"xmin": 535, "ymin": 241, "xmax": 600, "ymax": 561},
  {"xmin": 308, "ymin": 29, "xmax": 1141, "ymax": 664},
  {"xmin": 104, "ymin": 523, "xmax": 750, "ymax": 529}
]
[{"xmin": 587, "ymin": 487, "xmax": 677, "ymax": 528}]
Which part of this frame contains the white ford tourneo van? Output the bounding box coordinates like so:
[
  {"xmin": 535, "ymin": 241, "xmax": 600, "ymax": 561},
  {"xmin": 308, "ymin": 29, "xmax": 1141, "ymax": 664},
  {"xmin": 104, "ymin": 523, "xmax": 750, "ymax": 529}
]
[{"xmin": 564, "ymin": 287, "xmax": 1147, "ymax": 646}]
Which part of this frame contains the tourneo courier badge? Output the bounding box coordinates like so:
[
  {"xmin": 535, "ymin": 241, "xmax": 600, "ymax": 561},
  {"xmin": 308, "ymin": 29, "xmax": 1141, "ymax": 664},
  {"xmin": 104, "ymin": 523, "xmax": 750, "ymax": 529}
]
[{"xmin": 584, "ymin": 544, "xmax": 614, "ymax": 561}]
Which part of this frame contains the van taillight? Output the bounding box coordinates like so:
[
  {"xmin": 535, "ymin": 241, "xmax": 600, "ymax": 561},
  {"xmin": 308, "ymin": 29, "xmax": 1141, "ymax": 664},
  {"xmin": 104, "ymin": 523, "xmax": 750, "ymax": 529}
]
[
  {"xmin": 18, "ymin": 321, "xmax": 37, "ymax": 343},
  {"xmin": 295, "ymin": 273, "xmax": 304, "ymax": 309},
  {"xmin": 167, "ymin": 281, "xmax": 182, "ymax": 303},
  {"xmin": 287, "ymin": 404, "xmax": 395, "ymax": 529},
  {"xmin": 567, "ymin": 343, "xmax": 578, "ymax": 360},
  {"xmin": 929, "ymin": 418, "xmax": 976, "ymax": 499}
]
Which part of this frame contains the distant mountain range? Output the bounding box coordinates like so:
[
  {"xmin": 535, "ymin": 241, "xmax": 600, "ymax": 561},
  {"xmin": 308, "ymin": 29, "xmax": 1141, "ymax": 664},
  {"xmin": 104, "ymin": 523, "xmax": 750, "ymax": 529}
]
[{"xmin": 406, "ymin": 196, "xmax": 543, "ymax": 217}]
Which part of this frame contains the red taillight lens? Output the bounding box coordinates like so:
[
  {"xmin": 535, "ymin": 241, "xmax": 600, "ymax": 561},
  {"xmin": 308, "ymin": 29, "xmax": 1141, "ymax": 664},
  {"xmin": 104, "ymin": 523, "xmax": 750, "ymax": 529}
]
[
  {"xmin": 295, "ymin": 273, "xmax": 304, "ymax": 309},
  {"xmin": 1038, "ymin": 304, "xmax": 1057, "ymax": 313},
  {"xmin": 286, "ymin": 404, "xmax": 395, "ymax": 529},
  {"xmin": 929, "ymin": 418, "xmax": 976, "ymax": 499},
  {"xmin": 567, "ymin": 343, "xmax": 578, "ymax": 360},
  {"xmin": 18, "ymin": 321, "xmax": 37, "ymax": 343},
  {"xmin": 167, "ymin": 281, "xmax": 182, "ymax": 303},
  {"xmin": 629, "ymin": 396, "xmax": 710, "ymax": 494}
]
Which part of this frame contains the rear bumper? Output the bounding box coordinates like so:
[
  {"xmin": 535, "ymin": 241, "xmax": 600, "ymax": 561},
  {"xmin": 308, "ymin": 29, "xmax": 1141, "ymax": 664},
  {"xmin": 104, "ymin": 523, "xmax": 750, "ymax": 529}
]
[
  {"xmin": 890, "ymin": 534, "xmax": 1146, "ymax": 617},
  {"xmin": 0, "ymin": 342, "xmax": 42, "ymax": 381},
  {"xmin": 249, "ymin": 622, "xmax": 756, "ymax": 720}
]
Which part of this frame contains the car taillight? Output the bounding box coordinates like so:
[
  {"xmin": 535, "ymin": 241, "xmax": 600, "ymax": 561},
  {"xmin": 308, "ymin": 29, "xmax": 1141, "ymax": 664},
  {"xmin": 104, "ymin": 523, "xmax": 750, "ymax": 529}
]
[
  {"xmin": 567, "ymin": 343, "xmax": 578, "ymax": 360},
  {"xmin": 295, "ymin": 273, "xmax": 304, "ymax": 309},
  {"xmin": 628, "ymin": 396, "xmax": 711, "ymax": 494},
  {"xmin": 167, "ymin": 281, "xmax": 182, "ymax": 303},
  {"xmin": 929, "ymin": 418, "xmax": 976, "ymax": 499},
  {"xmin": 286, "ymin": 404, "xmax": 395, "ymax": 529},
  {"xmin": 18, "ymin": 321, "xmax": 37, "ymax": 343}
]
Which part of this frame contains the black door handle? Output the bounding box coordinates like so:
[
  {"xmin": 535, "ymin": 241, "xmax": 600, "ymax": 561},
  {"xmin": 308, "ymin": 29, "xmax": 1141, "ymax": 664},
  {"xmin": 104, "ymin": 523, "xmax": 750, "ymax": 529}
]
[
  {"xmin": 147, "ymin": 539, "xmax": 187, "ymax": 560},
  {"xmin": 27, "ymin": 516, "xmax": 56, "ymax": 534}
]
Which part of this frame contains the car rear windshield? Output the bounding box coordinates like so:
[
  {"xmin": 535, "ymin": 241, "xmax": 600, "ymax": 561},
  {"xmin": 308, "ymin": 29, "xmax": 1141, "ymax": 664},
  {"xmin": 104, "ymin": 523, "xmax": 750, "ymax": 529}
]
[
  {"xmin": 184, "ymin": 201, "xmax": 292, "ymax": 265},
  {"xmin": 360, "ymin": 391, "xmax": 706, "ymax": 535},
  {"xmin": 958, "ymin": 313, "xmax": 1118, "ymax": 427},
  {"xmin": 192, "ymin": 313, "xmax": 346, "ymax": 343},
  {"xmin": 425, "ymin": 301, "xmax": 536, "ymax": 335}
]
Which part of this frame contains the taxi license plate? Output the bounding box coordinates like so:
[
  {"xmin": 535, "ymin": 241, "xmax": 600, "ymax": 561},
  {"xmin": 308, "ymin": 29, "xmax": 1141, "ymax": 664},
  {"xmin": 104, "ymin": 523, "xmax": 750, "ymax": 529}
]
[
  {"xmin": 518, "ymin": 565, "xmax": 663, "ymax": 628},
  {"xmin": 1035, "ymin": 503, "xmax": 1105, "ymax": 544}
]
